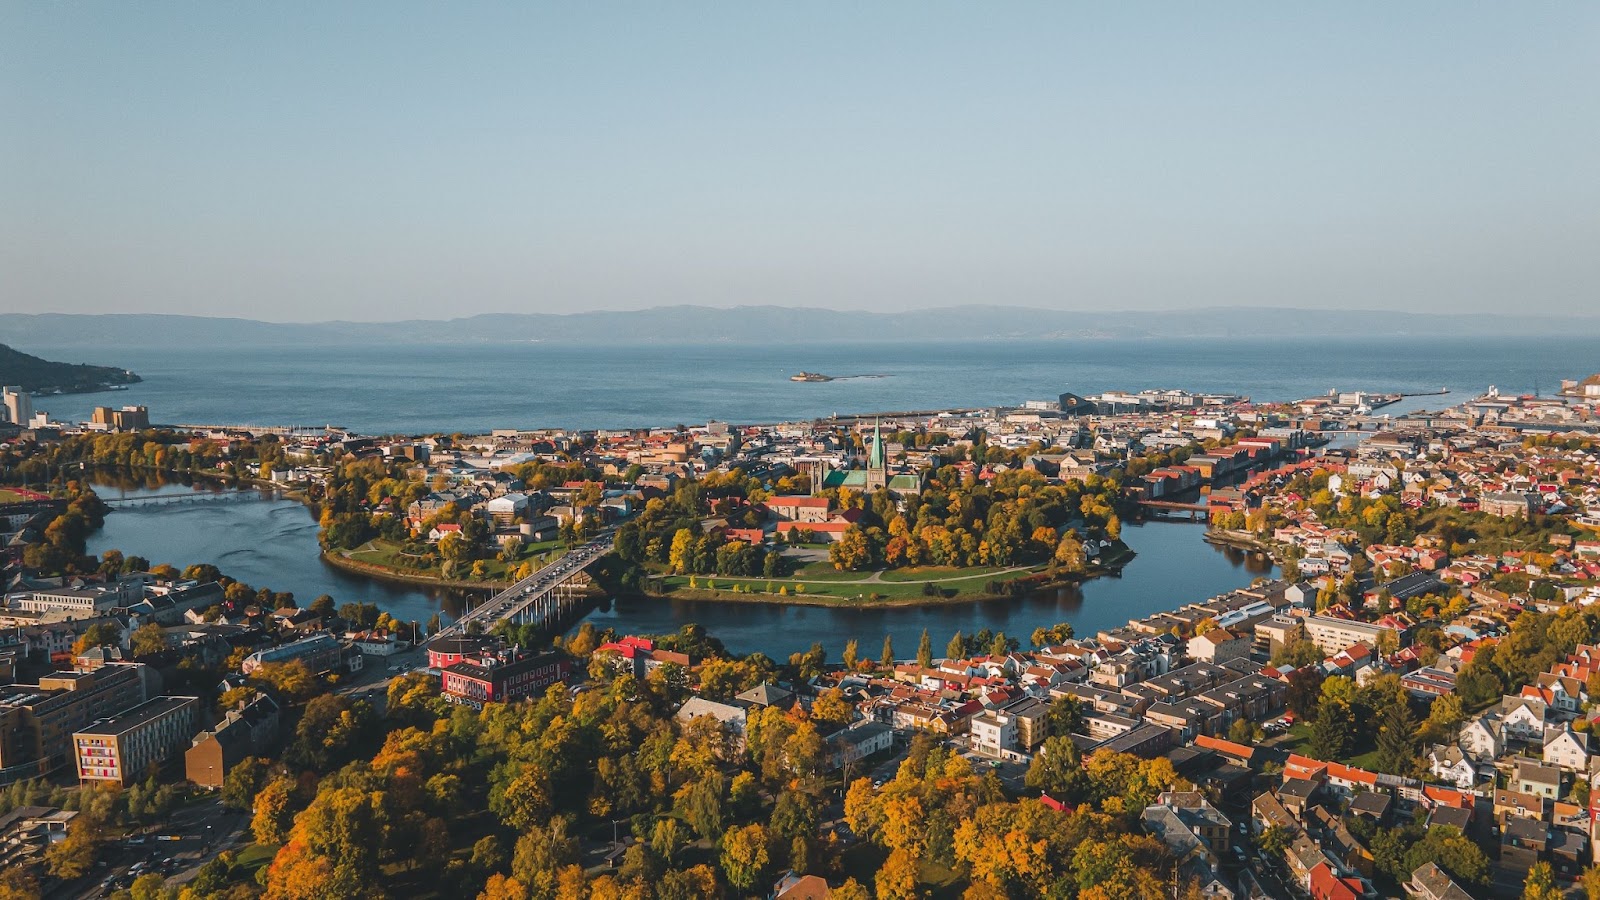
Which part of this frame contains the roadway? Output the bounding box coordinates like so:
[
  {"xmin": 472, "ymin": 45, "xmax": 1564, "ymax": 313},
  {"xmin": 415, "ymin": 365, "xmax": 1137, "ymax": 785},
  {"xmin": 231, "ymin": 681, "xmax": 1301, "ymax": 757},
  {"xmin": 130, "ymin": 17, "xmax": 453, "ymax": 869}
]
[{"xmin": 438, "ymin": 533, "xmax": 614, "ymax": 637}]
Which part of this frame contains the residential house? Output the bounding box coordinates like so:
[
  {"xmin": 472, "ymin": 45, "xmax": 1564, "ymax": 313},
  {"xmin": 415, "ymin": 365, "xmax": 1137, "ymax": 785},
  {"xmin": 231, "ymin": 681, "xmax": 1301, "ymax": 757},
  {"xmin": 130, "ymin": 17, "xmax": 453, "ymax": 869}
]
[
  {"xmin": 1543, "ymin": 725, "xmax": 1590, "ymax": 772},
  {"xmin": 1512, "ymin": 759, "xmax": 1563, "ymax": 800}
]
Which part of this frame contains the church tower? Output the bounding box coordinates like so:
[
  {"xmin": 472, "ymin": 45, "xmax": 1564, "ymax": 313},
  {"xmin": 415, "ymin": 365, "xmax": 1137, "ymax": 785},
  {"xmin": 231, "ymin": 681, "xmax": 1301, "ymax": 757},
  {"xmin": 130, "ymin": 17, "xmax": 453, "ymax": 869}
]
[{"xmin": 865, "ymin": 418, "xmax": 888, "ymax": 492}]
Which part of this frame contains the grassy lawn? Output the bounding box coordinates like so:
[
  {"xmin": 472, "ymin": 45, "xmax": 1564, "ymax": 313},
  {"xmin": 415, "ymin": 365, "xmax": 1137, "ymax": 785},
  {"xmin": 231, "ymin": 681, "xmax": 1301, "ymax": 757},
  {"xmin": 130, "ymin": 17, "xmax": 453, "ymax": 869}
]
[
  {"xmin": 1344, "ymin": 749, "xmax": 1384, "ymax": 771},
  {"xmin": 878, "ymin": 564, "xmax": 1030, "ymax": 583},
  {"xmin": 1271, "ymin": 722, "xmax": 1312, "ymax": 755},
  {"xmin": 234, "ymin": 842, "xmax": 277, "ymax": 876},
  {"xmin": 658, "ymin": 574, "xmax": 980, "ymax": 601},
  {"xmin": 344, "ymin": 537, "xmax": 572, "ymax": 580}
]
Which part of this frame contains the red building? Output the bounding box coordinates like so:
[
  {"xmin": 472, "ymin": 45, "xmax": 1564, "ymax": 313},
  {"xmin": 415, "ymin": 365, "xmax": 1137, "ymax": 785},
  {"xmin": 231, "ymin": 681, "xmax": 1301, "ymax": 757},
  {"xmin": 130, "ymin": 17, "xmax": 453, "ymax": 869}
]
[
  {"xmin": 441, "ymin": 648, "xmax": 572, "ymax": 708},
  {"xmin": 426, "ymin": 634, "xmax": 501, "ymax": 671}
]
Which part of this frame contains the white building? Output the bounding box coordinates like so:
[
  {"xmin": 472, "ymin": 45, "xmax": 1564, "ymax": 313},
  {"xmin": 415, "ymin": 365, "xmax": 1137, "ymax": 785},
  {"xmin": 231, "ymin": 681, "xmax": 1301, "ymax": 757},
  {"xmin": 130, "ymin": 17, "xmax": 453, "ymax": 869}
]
[
  {"xmin": 1, "ymin": 386, "xmax": 32, "ymax": 426},
  {"xmin": 970, "ymin": 710, "xmax": 1019, "ymax": 756}
]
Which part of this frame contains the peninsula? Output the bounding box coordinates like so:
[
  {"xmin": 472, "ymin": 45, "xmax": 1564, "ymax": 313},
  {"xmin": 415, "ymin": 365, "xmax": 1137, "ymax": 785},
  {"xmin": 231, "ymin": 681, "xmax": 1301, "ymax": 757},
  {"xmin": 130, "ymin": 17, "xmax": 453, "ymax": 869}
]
[{"xmin": 0, "ymin": 342, "xmax": 140, "ymax": 395}]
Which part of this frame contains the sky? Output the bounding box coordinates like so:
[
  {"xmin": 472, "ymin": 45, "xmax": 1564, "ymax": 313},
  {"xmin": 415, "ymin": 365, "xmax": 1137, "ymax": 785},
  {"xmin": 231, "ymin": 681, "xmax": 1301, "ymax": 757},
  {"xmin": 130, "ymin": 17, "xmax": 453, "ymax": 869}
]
[{"xmin": 2, "ymin": 3, "xmax": 1597, "ymax": 322}]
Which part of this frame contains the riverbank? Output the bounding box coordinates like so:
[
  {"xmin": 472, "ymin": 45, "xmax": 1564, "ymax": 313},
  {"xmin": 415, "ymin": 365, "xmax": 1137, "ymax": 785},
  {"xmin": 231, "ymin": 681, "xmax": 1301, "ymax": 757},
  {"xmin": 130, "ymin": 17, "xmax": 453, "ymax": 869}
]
[
  {"xmin": 633, "ymin": 543, "xmax": 1137, "ymax": 609},
  {"xmin": 319, "ymin": 550, "xmax": 511, "ymax": 591},
  {"xmin": 1203, "ymin": 529, "xmax": 1274, "ymax": 554}
]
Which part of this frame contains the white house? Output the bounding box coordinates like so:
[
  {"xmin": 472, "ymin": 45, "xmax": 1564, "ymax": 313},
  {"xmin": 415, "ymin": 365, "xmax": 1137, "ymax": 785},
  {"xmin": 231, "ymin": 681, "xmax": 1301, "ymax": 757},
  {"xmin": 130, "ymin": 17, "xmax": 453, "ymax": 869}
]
[
  {"xmin": 1459, "ymin": 712, "xmax": 1505, "ymax": 762},
  {"xmin": 1426, "ymin": 744, "xmax": 1479, "ymax": 790},
  {"xmin": 1501, "ymin": 696, "xmax": 1548, "ymax": 742},
  {"xmin": 1543, "ymin": 726, "xmax": 1590, "ymax": 772}
]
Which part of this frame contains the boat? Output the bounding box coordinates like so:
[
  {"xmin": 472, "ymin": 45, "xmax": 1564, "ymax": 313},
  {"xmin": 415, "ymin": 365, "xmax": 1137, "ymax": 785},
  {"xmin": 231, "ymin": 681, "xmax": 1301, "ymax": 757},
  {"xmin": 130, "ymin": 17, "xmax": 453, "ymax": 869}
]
[{"xmin": 790, "ymin": 372, "xmax": 834, "ymax": 382}]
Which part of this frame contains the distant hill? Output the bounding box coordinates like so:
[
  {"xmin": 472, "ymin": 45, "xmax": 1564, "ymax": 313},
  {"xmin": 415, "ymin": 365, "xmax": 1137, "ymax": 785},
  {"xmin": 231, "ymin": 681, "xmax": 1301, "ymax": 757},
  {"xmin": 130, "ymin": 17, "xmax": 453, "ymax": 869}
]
[
  {"xmin": 0, "ymin": 343, "xmax": 141, "ymax": 394},
  {"xmin": 1, "ymin": 305, "xmax": 1598, "ymax": 347}
]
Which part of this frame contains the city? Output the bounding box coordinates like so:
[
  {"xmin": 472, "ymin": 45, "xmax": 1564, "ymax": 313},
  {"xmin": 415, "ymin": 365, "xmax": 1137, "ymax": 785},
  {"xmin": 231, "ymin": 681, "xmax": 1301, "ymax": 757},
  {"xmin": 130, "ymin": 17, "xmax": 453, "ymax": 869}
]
[{"xmin": 2, "ymin": 374, "xmax": 1600, "ymax": 898}]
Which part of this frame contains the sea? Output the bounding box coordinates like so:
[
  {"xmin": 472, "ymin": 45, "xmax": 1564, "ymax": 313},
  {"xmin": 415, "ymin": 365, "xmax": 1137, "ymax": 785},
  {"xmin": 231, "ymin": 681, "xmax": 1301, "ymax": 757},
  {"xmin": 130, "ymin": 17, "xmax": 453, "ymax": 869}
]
[{"xmin": 24, "ymin": 335, "xmax": 1595, "ymax": 435}]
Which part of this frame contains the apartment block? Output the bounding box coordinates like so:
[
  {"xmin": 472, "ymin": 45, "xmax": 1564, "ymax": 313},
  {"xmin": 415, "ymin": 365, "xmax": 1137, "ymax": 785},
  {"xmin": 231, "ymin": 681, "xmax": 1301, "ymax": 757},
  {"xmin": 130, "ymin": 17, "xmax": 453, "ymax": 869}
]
[{"xmin": 73, "ymin": 696, "xmax": 200, "ymax": 786}]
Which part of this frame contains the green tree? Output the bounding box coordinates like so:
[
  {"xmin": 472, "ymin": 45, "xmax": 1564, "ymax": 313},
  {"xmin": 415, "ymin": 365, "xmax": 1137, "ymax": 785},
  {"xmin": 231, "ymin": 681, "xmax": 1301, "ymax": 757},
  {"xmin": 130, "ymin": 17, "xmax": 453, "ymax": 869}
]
[
  {"xmin": 1024, "ymin": 736, "xmax": 1087, "ymax": 800},
  {"xmin": 1309, "ymin": 701, "xmax": 1355, "ymax": 761},
  {"xmin": 221, "ymin": 756, "xmax": 268, "ymax": 811},
  {"xmin": 917, "ymin": 628, "xmax": 933, "ymax": 668},
  {"xmin": 1373, "ymin": 697, "xmax": 1420, "ymax": 775},
  {"xmin": 881, "ymin": 635, "xmax": 895, "ymax": 669},
  {"xmin": 129, "ymin": 623, "xmax": 167, "ymax": 656}
]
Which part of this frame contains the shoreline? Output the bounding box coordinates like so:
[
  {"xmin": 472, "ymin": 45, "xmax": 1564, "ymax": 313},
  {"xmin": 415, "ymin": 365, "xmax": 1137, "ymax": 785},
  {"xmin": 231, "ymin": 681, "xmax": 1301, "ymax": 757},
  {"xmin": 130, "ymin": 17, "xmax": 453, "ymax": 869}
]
[
  {"xmin": 319, "ymin": 549, "xmax": 510, "ymax": 591},
  {"xmin": 629, "ymin": 545, "xmax": 1136, "ymax": 609}
]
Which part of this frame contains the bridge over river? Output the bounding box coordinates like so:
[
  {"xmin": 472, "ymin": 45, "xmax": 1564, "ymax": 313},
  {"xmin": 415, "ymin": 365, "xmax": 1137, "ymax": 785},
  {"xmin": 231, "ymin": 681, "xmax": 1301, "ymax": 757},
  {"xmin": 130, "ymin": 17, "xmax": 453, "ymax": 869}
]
[
  {"xmin": 435, "ymin": 533, "xmax": 614, "ymax": 638},
  {"xmin": 99, "ymin": 489, "xmax": 284, "ymax": 507}
]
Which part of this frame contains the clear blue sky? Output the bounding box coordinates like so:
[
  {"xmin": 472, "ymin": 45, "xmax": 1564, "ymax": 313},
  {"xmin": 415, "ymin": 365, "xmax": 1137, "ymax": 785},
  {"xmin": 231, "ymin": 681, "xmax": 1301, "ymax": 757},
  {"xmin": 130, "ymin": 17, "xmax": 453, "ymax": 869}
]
[{"xmin": 2, "ymin": 3, "xmax": 1596, "ymax": 321}]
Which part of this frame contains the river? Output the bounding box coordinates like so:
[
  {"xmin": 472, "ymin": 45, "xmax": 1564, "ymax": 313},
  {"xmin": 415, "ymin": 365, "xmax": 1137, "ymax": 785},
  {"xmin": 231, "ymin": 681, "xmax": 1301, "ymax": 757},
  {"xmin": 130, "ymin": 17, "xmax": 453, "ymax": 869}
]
[{"xmin": 85, "ymin": 478, "xmax": 1275, "ymax": 658}]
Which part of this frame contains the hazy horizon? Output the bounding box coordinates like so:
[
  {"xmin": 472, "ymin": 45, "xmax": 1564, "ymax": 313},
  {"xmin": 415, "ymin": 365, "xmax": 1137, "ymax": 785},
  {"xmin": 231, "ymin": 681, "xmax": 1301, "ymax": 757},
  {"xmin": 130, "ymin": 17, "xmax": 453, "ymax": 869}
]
[{"xmin": 5, "ymin": 3, "xmax": 1598, "ymax": 321}]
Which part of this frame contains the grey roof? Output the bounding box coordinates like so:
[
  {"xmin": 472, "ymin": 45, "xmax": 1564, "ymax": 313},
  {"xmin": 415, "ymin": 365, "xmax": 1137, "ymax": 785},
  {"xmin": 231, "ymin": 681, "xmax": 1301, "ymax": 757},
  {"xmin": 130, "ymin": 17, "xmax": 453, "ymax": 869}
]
[{"xmin": 736, "ymin": 682, "xmax": 795, "ymax": 708}]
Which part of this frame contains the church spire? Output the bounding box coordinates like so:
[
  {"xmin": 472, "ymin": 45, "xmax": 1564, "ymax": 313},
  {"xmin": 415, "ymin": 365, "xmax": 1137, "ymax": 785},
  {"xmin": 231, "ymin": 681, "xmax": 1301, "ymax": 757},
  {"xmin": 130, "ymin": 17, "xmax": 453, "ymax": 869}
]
[{"xmin": 869, "ymin": 418, "xmax": 885, "ymax": 470}]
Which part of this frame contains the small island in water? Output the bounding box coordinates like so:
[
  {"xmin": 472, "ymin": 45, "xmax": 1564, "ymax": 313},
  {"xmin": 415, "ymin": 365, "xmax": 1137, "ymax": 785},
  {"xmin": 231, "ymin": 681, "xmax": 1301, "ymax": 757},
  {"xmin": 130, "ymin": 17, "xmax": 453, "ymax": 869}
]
[{"xmin": 0, "ymin": 343, "xmax": 141, "ymax": 394}]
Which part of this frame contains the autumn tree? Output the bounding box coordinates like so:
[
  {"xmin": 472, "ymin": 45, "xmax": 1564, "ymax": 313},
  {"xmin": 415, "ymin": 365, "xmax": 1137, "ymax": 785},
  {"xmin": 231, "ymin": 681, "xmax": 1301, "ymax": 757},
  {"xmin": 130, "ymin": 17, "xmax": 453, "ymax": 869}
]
[
  {"xmin": 875, "ymin": 847, "xmax": 920, "ymax": 900},
  {"xmin": 252, "ymin": 778, "xmax": 298, "ymax": 846},
  {"xmin": 719, "ymin": 823, "xmax": 770, "ymax": 893}
]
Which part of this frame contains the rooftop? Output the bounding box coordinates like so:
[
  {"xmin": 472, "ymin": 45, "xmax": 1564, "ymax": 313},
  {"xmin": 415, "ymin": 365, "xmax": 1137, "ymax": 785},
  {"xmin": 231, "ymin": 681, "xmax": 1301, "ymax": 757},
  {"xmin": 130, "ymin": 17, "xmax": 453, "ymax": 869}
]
[{"xmin": 74, "ymin": 696, "xmax": 197, "ymax": 737}]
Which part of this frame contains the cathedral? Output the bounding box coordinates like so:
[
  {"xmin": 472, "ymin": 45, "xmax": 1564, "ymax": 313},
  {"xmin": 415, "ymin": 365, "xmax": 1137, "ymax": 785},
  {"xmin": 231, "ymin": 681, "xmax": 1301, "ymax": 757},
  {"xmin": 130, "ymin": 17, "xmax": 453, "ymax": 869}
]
[{"xmin": 807, "ymin": 420, "xmax": 924, "ymax": 498}]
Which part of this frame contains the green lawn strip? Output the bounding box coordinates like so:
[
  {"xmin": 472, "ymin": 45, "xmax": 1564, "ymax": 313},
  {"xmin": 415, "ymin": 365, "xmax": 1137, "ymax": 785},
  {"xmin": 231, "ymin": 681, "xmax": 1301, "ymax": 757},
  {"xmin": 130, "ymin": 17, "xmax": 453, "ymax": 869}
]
[
  {"xmin": 878, "ymin": 564, "xmax": 1025, "ymax": 583},
  {"xmin": 234, "ymin": 842, "xmax": 276, "ymax": 875}
]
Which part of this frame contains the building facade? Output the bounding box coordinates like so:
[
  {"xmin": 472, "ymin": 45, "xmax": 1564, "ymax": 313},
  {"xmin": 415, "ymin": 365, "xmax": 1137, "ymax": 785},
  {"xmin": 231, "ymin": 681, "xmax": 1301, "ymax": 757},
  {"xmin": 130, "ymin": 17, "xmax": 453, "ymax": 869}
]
[{"xmin": 73, "ymin": 696, "xmax": 200, "ymax": 786}]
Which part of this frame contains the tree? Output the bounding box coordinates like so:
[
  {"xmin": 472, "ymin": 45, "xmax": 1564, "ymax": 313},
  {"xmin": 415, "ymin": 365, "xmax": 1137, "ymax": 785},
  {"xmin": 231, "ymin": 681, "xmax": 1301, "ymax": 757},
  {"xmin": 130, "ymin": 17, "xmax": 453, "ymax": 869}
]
[
  {"xmin": 917, "ymin": 629, "xmax": 933, "ymax": 668},
  {"xmin": 252, "ymin": 778, "xmax": 297, "ymax": 846},
  {"xmin": 681, "ymin": 773, "xmax": 727, "ymax": 841},
  {"xmin": 45, "ymin": 819, "xmax": 101, "ymax": 879},
  {"xmin": 650, "ymin": 818, "xmax": 687, "ymax": 867},
  {"xmin": 1405, "ymin": 825, "xmax": 1489, "ymax": 888},
  {"xmin": 875, "ymin": 847, "xmax": 919, "ymax": 900},
  {"xmin": 0, "ymin": 867, "xmax": 39, "ymax": 900},
  {"xmin": 1228, "ymin": 718, "xmax": 1263, "ymax": 745},
  {"xmin": 71, "ymin": 621, "xmax": 121, "ymax": 657},
  {"xmin": 841, "ymin": 638, "xmax": 859, "ymax": 671},
  {"xmin": 881, "ymin": 635, "xmax": 895, "ymax": 668},
  {"xmin": 127, "ymin": 873, "xmax": 168, "ymax": 900},
  {"xmin": 1309, "ymin": 700, "xmax": 1355, "ymax": 761},
  {"xmin": 1373, "ymin": 696, "xmax": 1420, "ymax": 775},
  {"xmin": 221, "ymin": 755, "xmax": 268, "ymax": 811},
  {"xmin": 719, "ymin": 823, "xmax": 770, "ymax": 893},
  {"xmin": 948, "ymin": 631, "xmax": 966, "ymax": 659},
  {"xmin": 130, "ymin": 622, "xmax": 167, "ymax": 656},
  {"xmin": 1024, "ymin": 736, "xmax": 1087, "ymax": 800},
  {"xmin": 1583, "ymin": 864, "xmax": 1600, "ymax": 900},
  {"xmin": 830, "ymin": 878, "xmax": 871, "ymax": 900},
  {"xmin": 1523, "ymin": 861, "xmax": 1561, "ymax": 900},
  {"xmin": 812, "ymin": 688, "xmax": 854, "ymax": 726},
  {"xmin": 1259, "ymin": 825, "xmax": 1292, "ymax": 856}
]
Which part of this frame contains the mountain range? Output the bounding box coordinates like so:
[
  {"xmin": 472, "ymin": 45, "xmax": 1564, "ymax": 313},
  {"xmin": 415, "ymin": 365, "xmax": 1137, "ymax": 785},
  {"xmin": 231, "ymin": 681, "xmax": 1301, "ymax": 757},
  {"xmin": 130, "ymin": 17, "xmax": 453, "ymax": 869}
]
[{"xmin": 3, "ymin": 305, "xmax": 1598, "ymax": 347}]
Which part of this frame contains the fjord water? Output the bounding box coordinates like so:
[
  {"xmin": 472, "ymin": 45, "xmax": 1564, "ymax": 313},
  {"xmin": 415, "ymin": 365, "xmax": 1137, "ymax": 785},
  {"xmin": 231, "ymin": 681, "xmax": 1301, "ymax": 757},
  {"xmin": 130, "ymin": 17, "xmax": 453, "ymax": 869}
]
[
  {"xmin": 29, "ymin": 336, "xmax": 1590, "ymax": 434},
  {"xmin": 85, "ymin": 480, "xmax": 1272, "ymax": 658}
]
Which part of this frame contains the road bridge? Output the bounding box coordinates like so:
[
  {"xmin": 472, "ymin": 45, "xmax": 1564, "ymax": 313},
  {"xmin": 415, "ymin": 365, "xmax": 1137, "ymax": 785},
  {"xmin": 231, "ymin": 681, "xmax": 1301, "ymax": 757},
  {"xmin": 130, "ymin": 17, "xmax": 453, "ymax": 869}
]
[
  {"xmin": 436, "ymin": 534, "xmax": 614, "ymax": 638},
  {"xmin": 100, "ymin": 490, "xmax": 282, "ymax": 507}
]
